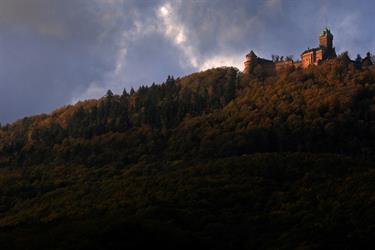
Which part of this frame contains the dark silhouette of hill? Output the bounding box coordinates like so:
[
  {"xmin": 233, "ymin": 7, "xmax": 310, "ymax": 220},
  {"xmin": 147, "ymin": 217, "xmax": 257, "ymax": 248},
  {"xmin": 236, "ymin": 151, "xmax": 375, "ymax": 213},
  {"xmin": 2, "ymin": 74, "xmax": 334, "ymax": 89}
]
[{"xmin": 0, "ymin": 56, "xmax": 375, "ymax": 249}]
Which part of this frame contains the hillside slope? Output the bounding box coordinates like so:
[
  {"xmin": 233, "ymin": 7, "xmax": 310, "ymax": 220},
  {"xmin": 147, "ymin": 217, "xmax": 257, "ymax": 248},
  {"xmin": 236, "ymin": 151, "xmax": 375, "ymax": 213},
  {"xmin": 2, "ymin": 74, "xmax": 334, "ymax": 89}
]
[{"xmin": 0, "ymin": 57, "xmax": 375, "ymax": 249}]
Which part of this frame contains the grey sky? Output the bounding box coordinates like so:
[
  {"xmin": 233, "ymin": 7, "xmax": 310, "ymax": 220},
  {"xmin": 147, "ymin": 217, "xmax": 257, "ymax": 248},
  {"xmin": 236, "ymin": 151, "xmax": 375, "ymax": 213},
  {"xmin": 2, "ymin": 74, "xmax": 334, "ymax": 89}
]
[{"xmin": 0, "ymin": 0, "xmax": 374, "ymax": 123}]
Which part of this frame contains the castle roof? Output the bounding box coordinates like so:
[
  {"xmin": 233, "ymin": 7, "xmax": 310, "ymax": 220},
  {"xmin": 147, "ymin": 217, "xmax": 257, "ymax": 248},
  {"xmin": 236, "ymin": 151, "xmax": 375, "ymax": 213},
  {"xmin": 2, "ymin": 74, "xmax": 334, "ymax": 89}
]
[
  {"xmin": 245, "ymin": 50, "xmax": 273, "ymax": 64},
  {"xmin": 301, "ymin": 47, "xmax": 323, "ymax": 55},
  {"xmin": 246, "ymin": 50, "xmax": 257, "ymax": 58},
  {"xmin": 320, "ymin": 27, "xmax": 332, "ymax": 37}
]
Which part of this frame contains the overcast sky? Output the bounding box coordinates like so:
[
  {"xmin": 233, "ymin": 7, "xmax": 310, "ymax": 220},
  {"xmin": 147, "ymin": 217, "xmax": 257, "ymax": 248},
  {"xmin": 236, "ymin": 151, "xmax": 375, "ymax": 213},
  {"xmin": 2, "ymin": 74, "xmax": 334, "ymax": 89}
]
[{"xmin": 0, "ymin": 0, "xmax": 374, "ymax": 123}]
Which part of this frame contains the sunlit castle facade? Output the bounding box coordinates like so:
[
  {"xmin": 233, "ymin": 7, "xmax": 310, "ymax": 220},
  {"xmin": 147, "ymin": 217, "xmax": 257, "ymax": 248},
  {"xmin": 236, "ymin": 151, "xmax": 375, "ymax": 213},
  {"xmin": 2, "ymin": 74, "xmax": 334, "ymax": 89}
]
[
  {"xmin": 243, "ymin": 27, "xmax": 338, "ymax": 74},
  {"xmin": 300, "ymin": 27, "xmax": 336, "ymax": 68}
]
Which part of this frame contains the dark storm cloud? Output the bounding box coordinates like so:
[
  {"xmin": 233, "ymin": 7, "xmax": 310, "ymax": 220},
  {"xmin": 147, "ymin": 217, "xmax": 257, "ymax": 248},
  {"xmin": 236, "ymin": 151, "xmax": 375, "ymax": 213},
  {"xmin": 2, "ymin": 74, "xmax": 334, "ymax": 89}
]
[
  {"xmin": 0, "ymin": 0, "xmax": 103, "ymax": 123},
  {"xmin": 172, "ymin": 0, "xmax": 374, "ymax": 60},
  {"xmin": 0, "ymin": 0, "xmax": 163, "ymax": 123},
  {"xmin": 0, "ymin": 0, "xmax": 374, "ymax": 123}
]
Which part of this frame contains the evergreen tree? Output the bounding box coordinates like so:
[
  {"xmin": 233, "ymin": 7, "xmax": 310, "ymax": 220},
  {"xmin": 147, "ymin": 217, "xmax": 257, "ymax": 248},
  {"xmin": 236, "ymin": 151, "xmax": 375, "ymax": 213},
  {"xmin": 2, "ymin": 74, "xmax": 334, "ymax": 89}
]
[
  {"xmin": 106, "ymin": 89, "xmax": 114, "ymax": 97},
  {"xmin": 122, "ymin": 88, "xmax": 129, "ymax": 97}
]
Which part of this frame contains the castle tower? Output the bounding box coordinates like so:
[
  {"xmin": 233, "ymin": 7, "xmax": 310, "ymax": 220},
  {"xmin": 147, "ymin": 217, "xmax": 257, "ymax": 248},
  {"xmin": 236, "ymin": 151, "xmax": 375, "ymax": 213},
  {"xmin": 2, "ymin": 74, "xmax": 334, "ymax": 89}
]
[
  {"xmin": 319, "ymin": 27, "xmax": 333, "ymax": 49},
  {"xmin": 244, "ymin": 50, "xmax": 257, "ymax": 73}
]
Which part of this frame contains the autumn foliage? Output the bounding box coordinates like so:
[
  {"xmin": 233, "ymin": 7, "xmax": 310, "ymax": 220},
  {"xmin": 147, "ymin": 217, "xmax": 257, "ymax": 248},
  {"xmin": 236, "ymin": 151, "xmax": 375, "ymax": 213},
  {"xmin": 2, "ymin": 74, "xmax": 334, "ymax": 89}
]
[{"xmin": 0, "ymin": 57, "xmax": 375, "ymax": 249}]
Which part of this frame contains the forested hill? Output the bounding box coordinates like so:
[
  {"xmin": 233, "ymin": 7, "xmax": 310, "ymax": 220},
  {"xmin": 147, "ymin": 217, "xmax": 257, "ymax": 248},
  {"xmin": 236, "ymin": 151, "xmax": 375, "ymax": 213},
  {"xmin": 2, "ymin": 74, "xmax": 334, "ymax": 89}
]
[
  {"xmin": 1, "ymin": 55, "xmax": 375, "ymax": 165},
  {"xmin": 0, "ymin": 56, "xmax": 375, "ymax": 249}
]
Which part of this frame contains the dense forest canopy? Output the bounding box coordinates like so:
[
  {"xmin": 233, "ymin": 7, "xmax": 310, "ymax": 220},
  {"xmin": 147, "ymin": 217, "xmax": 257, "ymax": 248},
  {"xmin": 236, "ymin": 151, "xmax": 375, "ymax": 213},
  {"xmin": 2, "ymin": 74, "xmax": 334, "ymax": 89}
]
[
  {"xmin": 1, "ymin": 55, "xmax": 375, "ymax": 165},
  {"xmin": 0, "ymin": 56, "xmax": 375, "ymax": 249}
]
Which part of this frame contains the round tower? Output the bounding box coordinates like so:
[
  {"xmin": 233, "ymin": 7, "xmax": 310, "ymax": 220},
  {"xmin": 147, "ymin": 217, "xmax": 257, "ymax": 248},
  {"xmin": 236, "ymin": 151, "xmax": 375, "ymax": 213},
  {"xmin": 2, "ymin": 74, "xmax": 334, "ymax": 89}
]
[{"xmin": 244, "ymin": 50, "xmax": 257, "ymax": 73}]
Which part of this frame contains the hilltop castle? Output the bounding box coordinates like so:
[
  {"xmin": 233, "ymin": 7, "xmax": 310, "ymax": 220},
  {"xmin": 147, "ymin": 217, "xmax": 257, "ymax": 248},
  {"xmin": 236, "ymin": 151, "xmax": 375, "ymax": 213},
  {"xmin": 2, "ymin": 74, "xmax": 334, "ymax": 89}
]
[
  {"xmin": 244, "ymin": 27, "xmax": 339, "ymax": 74},
  {"xmin": 300, "ymin": 28, "xmax": 336, "ymax": 68}
]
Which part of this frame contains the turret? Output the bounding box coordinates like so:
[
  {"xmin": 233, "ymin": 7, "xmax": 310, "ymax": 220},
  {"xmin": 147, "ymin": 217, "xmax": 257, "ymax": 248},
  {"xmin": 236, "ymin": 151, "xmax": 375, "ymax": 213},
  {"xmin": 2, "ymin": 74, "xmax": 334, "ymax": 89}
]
[
  {"xmin": 244, "ymin": 50, "xmax": 257, "ymax": 73},
  {"xmin": 319, "ymin": 27, "xmax": 333, "ymax": 49}
]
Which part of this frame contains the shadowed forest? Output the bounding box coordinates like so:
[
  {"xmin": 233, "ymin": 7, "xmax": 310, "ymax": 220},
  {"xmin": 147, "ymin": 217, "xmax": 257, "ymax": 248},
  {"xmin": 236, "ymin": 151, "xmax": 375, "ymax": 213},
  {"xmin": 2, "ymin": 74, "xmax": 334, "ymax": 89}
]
[{"xmin": 0, "ymin": 54, "xmax": 375, "ymax": 249}]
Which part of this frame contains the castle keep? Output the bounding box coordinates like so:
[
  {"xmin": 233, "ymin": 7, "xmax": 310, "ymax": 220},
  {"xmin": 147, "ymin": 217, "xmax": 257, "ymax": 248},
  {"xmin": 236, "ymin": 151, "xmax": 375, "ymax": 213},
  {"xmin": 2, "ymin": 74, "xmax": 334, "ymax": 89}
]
[
  {"xmin": 243, "ymin": 28, "xmax": 338, "ymax": 74},
  {"xmin": 300, "ymin": 28, "xmax": 336, "ymax": 68}
]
